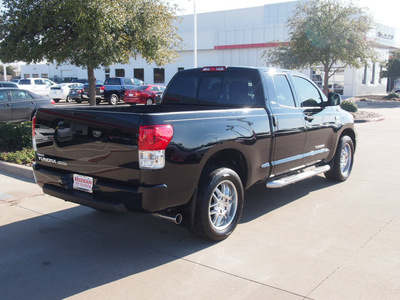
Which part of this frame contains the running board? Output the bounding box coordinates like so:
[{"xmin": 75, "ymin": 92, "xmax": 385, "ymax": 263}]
[{"xmin": 266, "ymin": 165, "xmax": 330, "ymax": 188}]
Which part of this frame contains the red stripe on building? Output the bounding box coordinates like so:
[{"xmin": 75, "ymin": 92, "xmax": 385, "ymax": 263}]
[{"xmin": 214, "ymin": 42, "xmax": 289, "ymax": 50}]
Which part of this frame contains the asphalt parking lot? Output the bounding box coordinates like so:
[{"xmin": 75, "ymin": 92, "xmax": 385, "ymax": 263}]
[{"xmin": 1, "ymin": 103, "xmax": 399, "ymax": 299}]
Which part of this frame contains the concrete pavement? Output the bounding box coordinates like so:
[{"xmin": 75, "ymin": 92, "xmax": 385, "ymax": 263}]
[{"xmin": 0, "ymin": 104, "xmax": 400, "ymax": 299}]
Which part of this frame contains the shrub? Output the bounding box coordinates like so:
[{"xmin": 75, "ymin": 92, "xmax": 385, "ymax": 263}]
[
  {"xmin": 385, "ymin": 93, "xmax": 399, "ymax": 100},
  {"xmin": 340, "ymin": 100, "xmax": 358, "ymax": 113},
  {"xmin": 0, "ymin": 122, "xmax": 32, "ymax": 151},
  {"xmin": 0, "ymin": 148, "xmax": 35, "ymax": 165}
]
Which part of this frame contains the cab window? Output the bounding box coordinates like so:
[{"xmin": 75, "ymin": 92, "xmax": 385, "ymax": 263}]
[{"xmin": 292, "ymin": 76, "xmax": 323, "ymax": 107}]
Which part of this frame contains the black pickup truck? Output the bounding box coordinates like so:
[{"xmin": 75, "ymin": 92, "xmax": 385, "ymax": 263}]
[
  {"xmin": 102, "ymin": 77, "xmax": 143, "ymax": 105},
  {"xmin": 32, "ymin": 66, "xmax": 356, "ymax": 241}
]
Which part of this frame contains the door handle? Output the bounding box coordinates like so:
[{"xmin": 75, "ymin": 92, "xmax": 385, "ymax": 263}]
[
  {"xmin": 272, "ymin": 116, "xmax": 278, "ymax": 127},
  {"xmin": 305, "ymin": 115, "xmax": 314, "ymax": 122}
]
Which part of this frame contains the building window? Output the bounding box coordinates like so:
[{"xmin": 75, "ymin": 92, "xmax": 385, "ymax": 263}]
[
  {"xmin": 178, "ymin": 67, "xmax": 184, "ymax": 72},
  {"xmin": 24, "ymin": 74, "xmax": 29, "ymax": 79},
  {"xmin": 134, "ymin": 68, "xmax": 144, "ymax": 81},
  {"xmin": 105, "ymin": 68, "xmax": 110, "ymax": 79},
  {"xmin": 154, "ymin": 68, "xmax": 165, "ymax": 83},
  {"xmin": 41, "ymin": 73, "xmax": 48, "ymax": 78},
  {"xmin": 115, "ymin": 69, "xmax": 125, "ymax": 77},
  {"xmin": 32, "ymin": 74, "xmax": 39, "ymax": 78}
]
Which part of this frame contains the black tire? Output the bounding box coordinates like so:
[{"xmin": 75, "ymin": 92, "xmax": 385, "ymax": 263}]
[
  {"xmin": 53, "ymin": 99, "xmax": 60, "ymax": 103},
  {"xmin": 146, "ymin": 98, "xmax": 153, "ymax": 105},
  {"xmin": 66, "ymin": 96, "xmax": 72, "ymax": 103},
  {"xmin": 191, "ymin": 167, "xmax": 244, "ymax": 241},
  {"xmin": 76, "ymin": 99, "xmax": 82, "ymax": 104},
  {"xmin": 109, "ymin": 94, "xmax": 119, "ymax": 105},
  {"xmin": 325, "ymin": 135, "xmax": 354, "ymax": 181},
  {"xmin": 96, "ymin": 99, "xmax": 101, "ymax": 105}
]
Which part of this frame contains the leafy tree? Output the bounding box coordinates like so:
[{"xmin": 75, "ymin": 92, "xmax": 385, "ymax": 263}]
[
  {"xmin": 263, "ymin": 0, "xmax": 376, "ymax": 95},
  {"xmin": 0, "ymin": 65, "xmax": 16, "ymax": 77},
  {"xmin": 380, "ymin": 50, "xmax": 400, "ymax": 80},
  {"xmin": 0, "ymin": 0, "xmax": 182, "ymax": 105}
]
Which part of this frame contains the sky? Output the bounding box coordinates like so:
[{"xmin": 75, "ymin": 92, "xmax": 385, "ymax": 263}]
[{"xmin": 168, "ymin": 0, "xmax": 400, "ymax": 29}]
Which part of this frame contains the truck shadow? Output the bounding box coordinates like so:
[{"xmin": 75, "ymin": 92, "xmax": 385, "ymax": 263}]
[
  {"xmin": 1, "ymin": 175, "xmax": 336, "ymax": 299},
  {"xmin": 241, "ymin": 175, "xmax": 338, "ymax": 223}
]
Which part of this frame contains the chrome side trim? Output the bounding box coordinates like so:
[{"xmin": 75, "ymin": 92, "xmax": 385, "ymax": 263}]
[{"xmin": 261, "ymin": 162, "xmax": 270, "ymax": 169}]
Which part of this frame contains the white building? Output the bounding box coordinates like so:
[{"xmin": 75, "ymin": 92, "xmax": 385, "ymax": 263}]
[{"xmin": 20, "ymin": 1, "xmax": 399, "ymax": 97}]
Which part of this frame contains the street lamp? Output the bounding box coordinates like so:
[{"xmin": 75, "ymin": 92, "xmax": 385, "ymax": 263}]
[
  {"xmin": 193, "ymin": 0, "xmax": 197, "ymax": 68},
  {"xmin": 2, "ymin": 64, "xmax": 6, "ymax": 81}
]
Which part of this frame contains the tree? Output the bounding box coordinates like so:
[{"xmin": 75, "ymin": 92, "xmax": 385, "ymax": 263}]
[
  {"xmin": 0, "ymin": 65, "xmax": 16, "ymax": 77},
  {"xmin": 263, "ymin": 0, "xmax": 376, "ymax": 95},
  {"xmin": 0, "ymin": 0, "xmax": 182, "ymax": 105},
  {"xmin": 381, "ymin": 50, "xmax": 400, "ymax": 80}
]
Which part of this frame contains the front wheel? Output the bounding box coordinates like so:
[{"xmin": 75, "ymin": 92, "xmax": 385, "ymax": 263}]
[
  {"xmin": 146, "ymin": 98, "xmax": 153, "ymax": 105},
  {"xmin": 66, "ymin": 96, "xmax": 72, "ymax": 103},
  {"xmin": 325, "ymin": 135, "xmax": 354, "ymax": 181},
  {"xmin": 191, "ymin": 167, "xmax": 244, "ymax": 241}
]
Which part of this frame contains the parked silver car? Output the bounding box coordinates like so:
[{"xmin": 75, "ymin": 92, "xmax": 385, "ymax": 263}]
[
  {"xmin": 391, "ymin": 79, "xmax": 400, "ymax": 94},
  {"xmin": 0, "ymin": 88, "xmax": 55, "ymax": 122}
]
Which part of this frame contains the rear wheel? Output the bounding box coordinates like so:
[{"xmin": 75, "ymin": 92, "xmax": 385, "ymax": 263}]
[
  {"xmin": 76, "ymin": 99, "xmax": 82, "ymax": 104},
  {"xmin": 66, "ymin": 96, "xmax": 72, "ymax": 103},
  {"xmin": 191, "ymin": 167, "xmax": 244, "ymax": 241},
  {"xmin": 53, "ymin": 99, "xmax": 60, "ymax": 103},
  {"xmin": 325, "ymin": 135, "xmax": 354, "ymax": 181},
  {"xmin": 96, "ymin": 99, "xmax": 101, "ymax": 105},
  {"xmin": 109, "ymin": 94, "xmax": 119, "ymax": 105}
]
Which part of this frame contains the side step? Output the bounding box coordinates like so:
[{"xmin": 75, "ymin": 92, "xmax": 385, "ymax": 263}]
[{"xmin": 266, "ymin": 165, "xmax": 330, "ymax": 188}]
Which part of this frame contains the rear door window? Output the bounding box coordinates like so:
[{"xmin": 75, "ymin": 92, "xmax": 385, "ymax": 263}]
[
  {"xmin": 0, "ymin": 90, "xmax": 9, "ymax": 102},
  {"xmin": 19, "ymin": 79, "xmax": 30, "ymax": 85},
  {"xmin": 164, "ymin": 69, "xmax": 261, "ymax": 106},
  {"xmin": 10, "ymin": 90, "xmax": 34, "ymax": 100}
]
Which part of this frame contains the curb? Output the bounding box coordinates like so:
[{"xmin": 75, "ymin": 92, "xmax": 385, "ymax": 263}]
[
  {"xmin": 0, "ymin": 160, "xmax": 34, "ymax": 181},
  {"xmin": 355, "ymin": 117, "xmax": 385, "ymax": 123}
]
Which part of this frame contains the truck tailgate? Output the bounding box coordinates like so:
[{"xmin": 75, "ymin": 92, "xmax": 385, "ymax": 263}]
[{"xmin": 34, "ymin": 108, "xmax": 141, "ymax": 185}]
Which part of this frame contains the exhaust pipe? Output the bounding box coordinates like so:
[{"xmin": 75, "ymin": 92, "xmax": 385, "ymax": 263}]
[{"xmin": 152, "ymin": 212, "xmax": 183, "ymax": 225}]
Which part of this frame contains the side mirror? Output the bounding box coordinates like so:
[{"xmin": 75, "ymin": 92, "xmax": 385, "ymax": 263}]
[{"xmin": 328, "ymin": 92, "xmax": 341, "ymax": 106}]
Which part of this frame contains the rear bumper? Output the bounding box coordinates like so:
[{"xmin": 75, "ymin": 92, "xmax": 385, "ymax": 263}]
[
  {"xmin": 124, "ymin": 97, "xmax": 143, "ymax": 104},
  {"xmin": 33, "ymin": 164, "xmax": 168, "ymax": 212}
]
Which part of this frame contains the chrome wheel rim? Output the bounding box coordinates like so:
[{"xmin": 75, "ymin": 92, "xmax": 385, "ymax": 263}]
[
  {"xmin": 146, "ymin": 99, "xmax": 152, "ymax": 105},
  {"xmin": 340, "ymin": 143, "xmax": 352, "ymax": 175},
  {"xmin": 208, "ymin": 180, "xmax": 238, "ymax": 231},
  {"xmin": 110, "ymin": 95, "xmax": 118, "ymax": 105}
]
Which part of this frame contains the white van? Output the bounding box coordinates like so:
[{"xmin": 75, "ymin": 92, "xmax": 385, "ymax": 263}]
[{"xmin": 17, "ymin": 78, "xmax": 55, "ymax": 96}]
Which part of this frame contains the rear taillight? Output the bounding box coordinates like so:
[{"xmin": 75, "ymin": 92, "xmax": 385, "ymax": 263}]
[
  {"xmin": 138, "ymin": 124, "xmax": 173, "ymax": 169},
  {"xmin": 100, "ymin": 85, "xmax": 105, "ymax": 93},
  {"xmin": 78, "ymin": 89, "xmax": 83, "ymax": 93},
  {"xmin": 51, "ymin": 100, "xmax": 56, "ymax": 105},
  {"xmin": 32, "ymin": 115, "xmax": 37, "ymax": 151},
  {"xmin": 202, "ymin": 66, "xmax": 226, "ymax": 72}
]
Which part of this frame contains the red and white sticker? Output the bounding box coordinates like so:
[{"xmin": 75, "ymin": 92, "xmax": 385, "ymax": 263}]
[{"xmin": 73, "ymin": 174, "xmax": 93, "ymax": 193}]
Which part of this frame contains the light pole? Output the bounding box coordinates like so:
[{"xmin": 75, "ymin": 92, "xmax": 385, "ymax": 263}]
[
  {"xmin": 2, "ymin": 64, "xmax": 6, "ymax": 81},
  {"xmin": 192, "ymin": 0, "xmax": 197, "ymax": 68}
]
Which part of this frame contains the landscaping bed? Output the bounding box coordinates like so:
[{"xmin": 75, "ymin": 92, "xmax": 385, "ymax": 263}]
[{"xmin": 0, "ymin": 122, "xmax": 35, "ymax": 166}]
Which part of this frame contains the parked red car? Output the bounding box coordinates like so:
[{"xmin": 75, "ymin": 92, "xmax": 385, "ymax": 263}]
[{"xmin": 124, "ymin": 85, "xmax": 166, "ymax": 105}]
